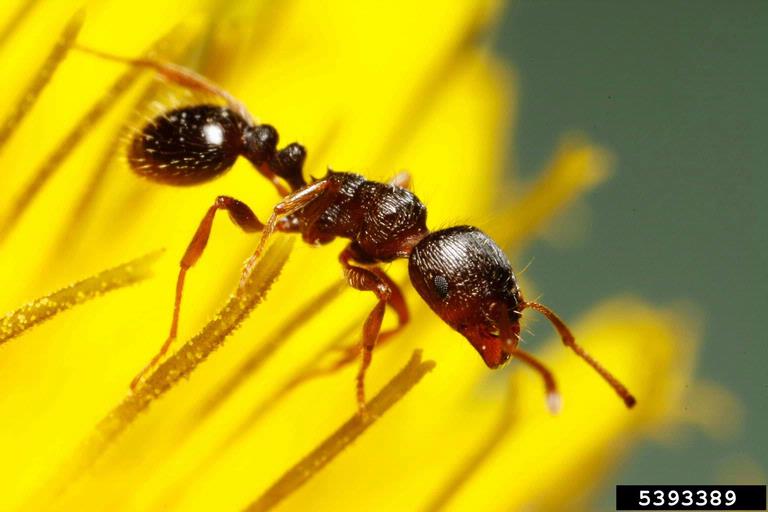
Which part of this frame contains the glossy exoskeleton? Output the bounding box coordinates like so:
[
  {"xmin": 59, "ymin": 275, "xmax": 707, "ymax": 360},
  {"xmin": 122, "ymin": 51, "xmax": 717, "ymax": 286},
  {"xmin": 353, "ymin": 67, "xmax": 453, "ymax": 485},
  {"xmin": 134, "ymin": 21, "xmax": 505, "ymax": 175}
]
[{"xmin": 87, "ymin": 48, "xmax": 636, "ymax": 413}]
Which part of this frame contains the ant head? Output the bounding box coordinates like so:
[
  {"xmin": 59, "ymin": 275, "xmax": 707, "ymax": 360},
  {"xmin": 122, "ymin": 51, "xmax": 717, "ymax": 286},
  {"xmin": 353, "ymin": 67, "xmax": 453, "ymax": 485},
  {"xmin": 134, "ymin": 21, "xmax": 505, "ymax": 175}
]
[{"xmin": 408, "ymin": 226, "xmax": 522, "ymax": 368}]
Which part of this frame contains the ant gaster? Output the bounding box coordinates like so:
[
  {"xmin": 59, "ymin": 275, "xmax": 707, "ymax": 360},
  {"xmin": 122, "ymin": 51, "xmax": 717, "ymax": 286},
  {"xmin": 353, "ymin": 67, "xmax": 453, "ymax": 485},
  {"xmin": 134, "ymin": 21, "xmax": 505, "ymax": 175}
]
[{"xmin": 82, "ymin": 47, "xmax": 636, "ymax": 414}]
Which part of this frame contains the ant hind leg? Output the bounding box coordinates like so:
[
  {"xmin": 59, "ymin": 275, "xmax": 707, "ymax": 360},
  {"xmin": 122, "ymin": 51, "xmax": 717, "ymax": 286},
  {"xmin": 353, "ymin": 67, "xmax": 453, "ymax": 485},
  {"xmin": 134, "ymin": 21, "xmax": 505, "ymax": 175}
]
[
  {"xmin": 130, "ymin": 195, "xmax": 263, "ymax": 390},
  {"xmin": 76, "ymin": 45, "xmax": 253, "ymax": 123}
]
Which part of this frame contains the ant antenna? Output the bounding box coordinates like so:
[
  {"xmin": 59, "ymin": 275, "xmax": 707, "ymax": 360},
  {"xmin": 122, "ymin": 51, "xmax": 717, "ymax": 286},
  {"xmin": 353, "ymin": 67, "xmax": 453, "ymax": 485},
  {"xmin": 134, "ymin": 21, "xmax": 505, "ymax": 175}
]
[{"xmin": 522, "ymin": 301, "xmax": 637, "ymax": 408}]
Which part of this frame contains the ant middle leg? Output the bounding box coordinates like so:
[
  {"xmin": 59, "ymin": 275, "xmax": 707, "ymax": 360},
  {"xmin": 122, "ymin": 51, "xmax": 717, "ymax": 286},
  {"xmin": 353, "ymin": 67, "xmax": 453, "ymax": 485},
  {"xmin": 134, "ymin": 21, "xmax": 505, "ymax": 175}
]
[
  {"xmin": 239, "ymin": 179, "xmax": 332, "ymax": 287},
  {"xmin": 130, "ymin": 195, "xmax": 263, "ymax": 390}
]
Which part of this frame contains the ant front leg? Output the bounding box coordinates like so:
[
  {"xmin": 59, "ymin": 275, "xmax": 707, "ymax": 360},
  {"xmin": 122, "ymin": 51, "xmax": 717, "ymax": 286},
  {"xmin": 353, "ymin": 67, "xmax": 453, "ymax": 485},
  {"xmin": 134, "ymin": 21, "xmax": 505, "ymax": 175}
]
[
  {"xmin": 274, "ymin": 261, "xmax": 409, "ymax": 402},
  {"xmin": 522, "ymin": 300, "xmax": 637, "ymax": 408},
  {"xmin": 508, "ymin": 347, "xmax": 561, "ymax": 414},
  {"xmin": 494, "ymin": 302, "xmax": 561, "ymax": 413},
  {"xmin": 331, "ymin": 265, "xmax": 409, "ymax": 362},
  {"xmin": 339, "ymin": 247, "xmax": 410, "ymax": 415},
  {"xmin": 130, "ymin": 195, "xmax": 263, "ymax": 390}
]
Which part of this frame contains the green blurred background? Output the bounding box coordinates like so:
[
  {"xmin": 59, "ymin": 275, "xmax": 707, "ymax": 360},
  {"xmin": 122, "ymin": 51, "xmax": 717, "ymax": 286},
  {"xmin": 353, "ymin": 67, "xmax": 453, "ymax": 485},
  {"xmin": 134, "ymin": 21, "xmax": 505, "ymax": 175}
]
[{"xmin": 493, "ymin": 0, "xmax": 766, "ymax": 500}]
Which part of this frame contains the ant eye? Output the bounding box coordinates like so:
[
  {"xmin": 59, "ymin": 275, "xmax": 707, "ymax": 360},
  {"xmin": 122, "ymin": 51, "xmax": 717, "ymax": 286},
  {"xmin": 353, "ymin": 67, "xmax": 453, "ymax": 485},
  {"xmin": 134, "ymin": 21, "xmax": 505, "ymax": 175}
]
[
  {"xmin": 433, "ymin": 275, "xmax": 449, "ymax": 299},
  {"xmin": 129, "ymin": 105, "xmax": 245, "ymax": 185}
]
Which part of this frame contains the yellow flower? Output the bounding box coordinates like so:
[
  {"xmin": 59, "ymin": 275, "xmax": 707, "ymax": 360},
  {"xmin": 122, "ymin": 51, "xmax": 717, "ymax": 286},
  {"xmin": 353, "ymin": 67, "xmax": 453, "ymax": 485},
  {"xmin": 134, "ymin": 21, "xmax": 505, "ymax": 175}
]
[{"xmin": 0, "ymin": 1, "xmax": 730, "ymax": 511}]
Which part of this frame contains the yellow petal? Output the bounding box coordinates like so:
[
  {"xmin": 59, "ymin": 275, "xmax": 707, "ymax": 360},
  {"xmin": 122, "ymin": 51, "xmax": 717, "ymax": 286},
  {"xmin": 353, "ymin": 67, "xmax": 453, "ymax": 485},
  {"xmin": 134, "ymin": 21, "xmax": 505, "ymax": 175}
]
[{"xmin": 492, "ymin": 136, "xmax": 612, "ymax": 249}]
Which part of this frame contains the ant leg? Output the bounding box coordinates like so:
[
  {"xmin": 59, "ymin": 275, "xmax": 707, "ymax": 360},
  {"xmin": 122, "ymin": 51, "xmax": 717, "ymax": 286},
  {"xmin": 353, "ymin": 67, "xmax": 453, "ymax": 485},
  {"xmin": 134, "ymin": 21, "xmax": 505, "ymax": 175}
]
[
  {"xmin": 509, "ymin": 348, "xmax": 561, "ymax": 414},
  {"xmin": 279, "ymin": 274, "xmax": 408, "ymax": 400},
  {"xmin": 130, "ymin": 195, "xmax": 263, "ymax": 390},
  {"xmin": 337, "ymin": 246, "xmax": 410, "ymax": 413},
  {"xmin": 79, "ymin": 47, "xmax": 311, "ymax": 196},
  {"xmin": 75, "ymin": 45, "xmax": 253, "ymax": 123},
  {"xmin": 493, "ymin": 301, "xmax": 560, "ymax": 413},
  {"xmin": 338, "ymin": 262, "xmax": 391, "ymax": 414},
  {"xmin": 523, "ymin": 301, "xmax": 637, "ymax": 408},
  {"xmin": 370, "ymin": 267, "xmax": 409, "ymax": 334},
  {"xmin": 240, "ymin": 179, "xmax": 331, "ymax": 287},
  {"xmin": 270, "ymin": 254, "xmax": 408, "ymax": 402},
  {"xmin": 325, "ymin": 264, "xmax": 409, "ymax": 367},
  {"xmin": 389, "ymin": 171, "xmax": 412, "ymax": 190}
]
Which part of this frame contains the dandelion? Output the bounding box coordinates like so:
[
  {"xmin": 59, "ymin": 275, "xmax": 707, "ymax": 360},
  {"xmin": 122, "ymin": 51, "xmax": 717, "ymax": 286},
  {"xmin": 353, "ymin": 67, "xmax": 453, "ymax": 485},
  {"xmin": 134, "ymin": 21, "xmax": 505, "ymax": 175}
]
[{"xmin": 0, "ymin": 1, "xmax": 731, "ymax": 511}]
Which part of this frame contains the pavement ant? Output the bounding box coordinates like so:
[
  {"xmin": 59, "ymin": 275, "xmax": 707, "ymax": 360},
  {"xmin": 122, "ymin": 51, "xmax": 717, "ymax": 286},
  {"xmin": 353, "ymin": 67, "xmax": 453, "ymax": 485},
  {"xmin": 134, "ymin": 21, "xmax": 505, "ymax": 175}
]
[{"xmin": 80, "ymin": 47, "xmax": 636, "ymax": 414}]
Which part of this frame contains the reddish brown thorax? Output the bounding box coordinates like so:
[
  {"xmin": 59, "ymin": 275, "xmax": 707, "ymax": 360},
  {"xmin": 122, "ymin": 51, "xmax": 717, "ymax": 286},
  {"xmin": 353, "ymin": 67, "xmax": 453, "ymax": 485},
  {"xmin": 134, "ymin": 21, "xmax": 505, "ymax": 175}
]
[{"xmin": 279, "ymin": 171, "xmax": 429, "ymax": 263}]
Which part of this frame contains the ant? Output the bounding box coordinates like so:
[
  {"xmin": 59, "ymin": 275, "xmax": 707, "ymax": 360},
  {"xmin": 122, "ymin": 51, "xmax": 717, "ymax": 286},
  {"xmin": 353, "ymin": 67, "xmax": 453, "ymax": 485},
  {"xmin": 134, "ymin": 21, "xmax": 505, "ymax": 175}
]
[{"xmin": 80, "ymin": 47, "xmax": 636, "ymax": 414}]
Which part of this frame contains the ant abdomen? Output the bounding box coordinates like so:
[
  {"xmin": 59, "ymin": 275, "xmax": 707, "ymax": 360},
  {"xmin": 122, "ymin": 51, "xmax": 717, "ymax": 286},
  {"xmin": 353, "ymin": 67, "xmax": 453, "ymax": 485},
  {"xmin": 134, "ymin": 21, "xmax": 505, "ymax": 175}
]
[{"xmin": 128, "ymin": 105, "xmax": 247, "ymax": 185}]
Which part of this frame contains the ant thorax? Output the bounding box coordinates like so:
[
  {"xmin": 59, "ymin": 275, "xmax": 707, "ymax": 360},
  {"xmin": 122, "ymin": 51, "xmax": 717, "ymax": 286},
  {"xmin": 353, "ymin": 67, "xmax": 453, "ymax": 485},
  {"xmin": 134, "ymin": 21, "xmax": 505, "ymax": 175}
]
[{"xmin": 287, "ymin": 171, "xmax": 430, "ymax": 263}]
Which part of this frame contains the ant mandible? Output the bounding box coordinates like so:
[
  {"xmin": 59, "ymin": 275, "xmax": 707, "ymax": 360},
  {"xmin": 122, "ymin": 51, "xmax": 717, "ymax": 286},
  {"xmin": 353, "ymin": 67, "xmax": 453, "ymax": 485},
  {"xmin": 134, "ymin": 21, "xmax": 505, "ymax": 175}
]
[{"xmin": 81, "ymin": 47, "xmax": 636, "ymax": 414}]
